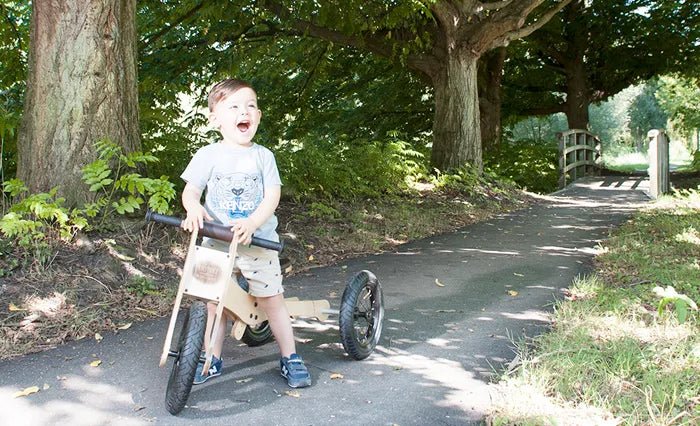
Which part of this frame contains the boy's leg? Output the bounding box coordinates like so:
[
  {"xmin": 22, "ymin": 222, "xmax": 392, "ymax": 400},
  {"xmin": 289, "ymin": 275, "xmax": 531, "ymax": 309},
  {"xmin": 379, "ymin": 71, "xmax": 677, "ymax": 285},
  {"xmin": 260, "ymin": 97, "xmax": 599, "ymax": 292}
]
[
  {"xmin": 194, "ymin": 301, "xmax": 225, "ymax": 385},
  {"xmin": 257, "ymin": 294, "xmax": 311, "ymax": 388},
  {"xmin": 256, "ymin": 294, "xmax": 295, "ymax": 357}
]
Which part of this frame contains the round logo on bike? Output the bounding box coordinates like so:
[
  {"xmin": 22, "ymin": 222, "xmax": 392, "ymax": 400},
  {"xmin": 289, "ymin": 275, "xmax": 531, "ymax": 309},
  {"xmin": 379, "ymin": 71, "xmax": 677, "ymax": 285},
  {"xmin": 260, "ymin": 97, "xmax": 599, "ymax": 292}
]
[{"xmin": 193, "ymin": 261, "xmax": 222, "ymax": 283}]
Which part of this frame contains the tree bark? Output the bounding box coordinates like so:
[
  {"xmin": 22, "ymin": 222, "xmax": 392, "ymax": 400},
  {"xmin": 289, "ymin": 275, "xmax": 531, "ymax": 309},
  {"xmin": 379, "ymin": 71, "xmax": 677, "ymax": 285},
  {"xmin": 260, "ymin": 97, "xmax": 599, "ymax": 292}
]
[
  {"xmin": 564, "ymin": 56, "xmax": 590, "ymax": 130},
  {"xmin": 18, "ymin": 0, "xmax": 140, "ymax": 205},
  {"xmin": 478, "ymin": 47, "xmax": 506, "ymax": 153},
  {"xmin": 431, "ymin": 50, "xmax": 482, "ymax": 172}
]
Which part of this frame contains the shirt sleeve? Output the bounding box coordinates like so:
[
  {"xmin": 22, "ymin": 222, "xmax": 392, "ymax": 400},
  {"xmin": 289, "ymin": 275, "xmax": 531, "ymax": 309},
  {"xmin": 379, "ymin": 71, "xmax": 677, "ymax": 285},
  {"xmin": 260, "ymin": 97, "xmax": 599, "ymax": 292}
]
[
  {"xmin": 260, "ymin": 148, "xmax": 282, "ymax": 188},
  {"xmin": 180, "ymin": 147, "xmax": 210, "ymax": 191}
]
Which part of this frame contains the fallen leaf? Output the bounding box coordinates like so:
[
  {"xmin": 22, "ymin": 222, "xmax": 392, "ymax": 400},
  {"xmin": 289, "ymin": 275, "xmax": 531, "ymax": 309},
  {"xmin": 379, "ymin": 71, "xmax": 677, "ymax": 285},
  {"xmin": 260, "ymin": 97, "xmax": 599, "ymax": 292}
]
[
  {"xmin": 308, "ymin": 255, "xmax": 315, "ymax": 261},
  {"xmin": 330, "ymin": 373, "xmax": 344, "ymax": 380},
  {"xmin": 94, "ymin": 333, "xmax": 103, "ymax": 342},
  {"xmin": 13, "ymin": 386, "xmax": 40, "ymax": 398},
  {"xmin": 90, "ymin": 360, "xmax": 102, "ymax": 367},
  {"xmin": 513, "ymin": 272, "xmax": 524, "ymax": 277},
  {"xmin": 9, "ymin": 303, "xmax": 25, "ymax": 311},
  {"xmin": 116, "ymin": 323, "xmax": 132, "ymax": 330},
  {"xmin": 434, "ymin": 278, "xmax": 445, "ymax": 287},
  {"xmin": 507, "ymin": 290, "xmax": 519, "ymax": 297},
  {"xmin": 284, "ymin": 390, "xmax": 301, "ymax": 398}
]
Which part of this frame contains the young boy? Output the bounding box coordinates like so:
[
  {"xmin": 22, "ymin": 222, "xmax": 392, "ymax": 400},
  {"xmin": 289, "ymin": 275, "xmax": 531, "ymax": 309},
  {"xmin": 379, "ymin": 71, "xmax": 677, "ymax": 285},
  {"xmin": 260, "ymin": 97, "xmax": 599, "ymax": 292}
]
[{"xmin": 180, "ymin": 78, "xmax": 311, "ymax": 388}]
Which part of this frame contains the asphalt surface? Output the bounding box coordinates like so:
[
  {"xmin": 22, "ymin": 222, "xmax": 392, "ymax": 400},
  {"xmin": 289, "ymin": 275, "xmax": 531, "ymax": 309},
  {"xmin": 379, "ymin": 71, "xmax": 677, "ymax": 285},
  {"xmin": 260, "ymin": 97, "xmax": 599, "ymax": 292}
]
[{"xmin": 0, "ymin": 176, "xmax": 650, "ymax": 426}]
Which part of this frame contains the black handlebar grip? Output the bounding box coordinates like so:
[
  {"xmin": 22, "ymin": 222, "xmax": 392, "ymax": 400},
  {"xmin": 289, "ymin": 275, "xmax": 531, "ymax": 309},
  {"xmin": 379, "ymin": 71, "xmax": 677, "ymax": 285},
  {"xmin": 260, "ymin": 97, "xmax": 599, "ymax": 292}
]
[{"xmin": 145, "ymin": 210, "xmax": 284, "ymax": 252}]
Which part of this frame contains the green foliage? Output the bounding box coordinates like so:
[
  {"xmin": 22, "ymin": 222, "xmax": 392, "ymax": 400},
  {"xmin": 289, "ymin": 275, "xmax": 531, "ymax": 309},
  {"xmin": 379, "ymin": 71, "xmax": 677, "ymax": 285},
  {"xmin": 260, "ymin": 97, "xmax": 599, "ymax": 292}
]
[
  {"xmin": 0, "ymin": 179, "xmax": 87, "ymax": 247},
  {"xmin": 276, "ymin": 134, "xmax": 428, "ymax": 200},
  {"xmin": 653, "ymin": 285, "xmax": 698, "ymax": 324},
  {"xmin": 627, "ymin": 81, "xmax": 667, "ymax": 145},
  {"xmin": 503, "ymin": 0, "xmax": 700, "ymax": 125},
  {"xmin": 656, "ymin": 75, "xmax": 700, "ymax": 138},
  {"xmin": 127, "ymin": 276, "xmax": 160, "ymax": 297},
  {"xmin": 691, "ymin": 151, "xmax": 700, "ymax": 172},
  {"xmin": 485, "ymin": 139, "xmax": 559, "ymax": 194},
  {"xmin": 81, "ymin": 139, "xmax": 176, "ymax": 225}
]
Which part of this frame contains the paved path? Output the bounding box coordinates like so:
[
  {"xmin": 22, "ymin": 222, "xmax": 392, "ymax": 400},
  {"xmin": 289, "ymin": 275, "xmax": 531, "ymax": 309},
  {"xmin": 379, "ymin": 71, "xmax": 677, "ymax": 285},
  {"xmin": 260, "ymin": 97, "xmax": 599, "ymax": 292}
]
[{"xmin": 0, "ymin": 176, "xmax": 650, "ymax": 426}]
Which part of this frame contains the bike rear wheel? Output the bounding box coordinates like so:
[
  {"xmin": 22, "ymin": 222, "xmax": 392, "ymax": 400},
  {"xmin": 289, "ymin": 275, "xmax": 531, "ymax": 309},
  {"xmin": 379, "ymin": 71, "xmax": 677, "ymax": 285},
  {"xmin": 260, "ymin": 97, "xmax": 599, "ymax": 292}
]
[{"xmin": 339, "ymin": 270, "xmax": 384, "ymax": 360}]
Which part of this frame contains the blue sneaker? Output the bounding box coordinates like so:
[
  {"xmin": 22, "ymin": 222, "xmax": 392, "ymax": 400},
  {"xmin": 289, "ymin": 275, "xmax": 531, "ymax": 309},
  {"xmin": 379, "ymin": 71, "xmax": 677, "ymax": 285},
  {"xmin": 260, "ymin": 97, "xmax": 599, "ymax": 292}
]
[
  {"xmin": 280, "ymin": 353, "xmax": 311, "ymax": 388},
  {"xmin": 193, "ymin": 355, "xmax": 222, "ymax": 385}
]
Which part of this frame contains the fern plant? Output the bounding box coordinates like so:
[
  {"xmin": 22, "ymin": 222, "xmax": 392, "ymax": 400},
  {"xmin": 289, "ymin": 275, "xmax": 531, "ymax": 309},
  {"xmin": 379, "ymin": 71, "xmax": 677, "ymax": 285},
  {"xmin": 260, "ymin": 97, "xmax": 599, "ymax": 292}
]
[
  {"xmin": 0, "ymin": 179, "xmax": 87, "ymax": 247},
  {"xmin": 82, "ymin": 139, "xmax": 175, "ymax": 226}
]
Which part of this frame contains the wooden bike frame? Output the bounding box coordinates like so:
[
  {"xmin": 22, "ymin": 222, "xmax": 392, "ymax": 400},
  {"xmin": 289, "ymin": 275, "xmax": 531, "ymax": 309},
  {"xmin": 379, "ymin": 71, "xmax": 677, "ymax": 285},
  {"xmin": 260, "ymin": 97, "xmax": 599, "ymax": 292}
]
[{"xmin": 159, "ymin": 227, "xmax": 331, "ymax": 370}]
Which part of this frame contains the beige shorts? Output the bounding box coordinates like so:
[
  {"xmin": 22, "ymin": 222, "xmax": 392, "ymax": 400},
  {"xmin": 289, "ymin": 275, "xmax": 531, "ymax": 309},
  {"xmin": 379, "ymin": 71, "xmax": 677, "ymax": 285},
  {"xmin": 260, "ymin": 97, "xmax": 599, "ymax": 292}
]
[{"xmin": 201, "ymin": 237, "xmax": 284, "ymax": 298}]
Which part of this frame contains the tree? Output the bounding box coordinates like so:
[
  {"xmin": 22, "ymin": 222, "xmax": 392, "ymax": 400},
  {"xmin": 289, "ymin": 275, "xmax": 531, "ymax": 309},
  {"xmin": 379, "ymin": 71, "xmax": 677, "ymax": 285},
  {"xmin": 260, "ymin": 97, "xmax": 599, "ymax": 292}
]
[
  {"xmin": 628, "ymin": 82, "xmax": 667, "ymax": 148},
  {"xmin": 259, "ymin": 1, "xmax": 572, "ymax": 172},
  {"xmin": 656, "ymin": 75, "xmax": 700, "ymax": 141},
  {"xmin": 17, "ymin": 0, "xmax": 140, "ymax": 205},
  {"xmin": 503, "ymin": 0, "xmax": 700, "ymax": 131},
  {"xmin": 0, "ymin": 2, "xmax": 30, "ymax": 180}
]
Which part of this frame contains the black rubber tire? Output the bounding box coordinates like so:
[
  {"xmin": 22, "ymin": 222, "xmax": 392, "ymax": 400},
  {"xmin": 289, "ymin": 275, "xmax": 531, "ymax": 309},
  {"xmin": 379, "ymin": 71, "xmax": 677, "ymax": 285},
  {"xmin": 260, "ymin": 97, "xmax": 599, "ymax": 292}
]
[
  {"xmin": 165, "ymin": 301, "xmax": 207, "ymax": 415},
  {"xmin": 241, "ymin": 321, "xmax": 274, "ymax": 347},
  {"xmin": 339, "ymin": 270, "xmax": 384, "ymax": 360}
]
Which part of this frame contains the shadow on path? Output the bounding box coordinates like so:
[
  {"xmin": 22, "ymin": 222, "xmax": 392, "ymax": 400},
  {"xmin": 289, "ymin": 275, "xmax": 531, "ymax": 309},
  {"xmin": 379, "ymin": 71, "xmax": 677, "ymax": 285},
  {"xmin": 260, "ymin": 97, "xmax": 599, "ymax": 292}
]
[{"xmin": 0, "ymin": 176, "xmax": 650, "ymax": 426}]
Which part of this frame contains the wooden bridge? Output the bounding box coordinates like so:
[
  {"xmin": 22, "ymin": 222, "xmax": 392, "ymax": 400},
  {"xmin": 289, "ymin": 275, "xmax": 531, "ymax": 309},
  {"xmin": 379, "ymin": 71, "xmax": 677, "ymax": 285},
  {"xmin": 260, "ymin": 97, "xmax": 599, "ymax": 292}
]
[
  {"xmin": 557, "ymin": 129, "xmax": 601, "ymax": 189},
  {"xmin": 557, "ymin": 128, "xmax": 670, "ymax": 198}
]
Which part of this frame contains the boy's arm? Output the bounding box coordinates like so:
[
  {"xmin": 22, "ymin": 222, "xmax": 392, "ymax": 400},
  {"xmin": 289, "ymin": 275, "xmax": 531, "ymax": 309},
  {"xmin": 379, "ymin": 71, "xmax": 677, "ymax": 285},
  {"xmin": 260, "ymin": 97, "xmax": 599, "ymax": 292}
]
[
  {"xmin": 232, "ymin": 184, "xmax": 281, "ymax": 245},
  {"xmin": 181, "ymin": 182, "xmax": 213, "ymax": 232}
]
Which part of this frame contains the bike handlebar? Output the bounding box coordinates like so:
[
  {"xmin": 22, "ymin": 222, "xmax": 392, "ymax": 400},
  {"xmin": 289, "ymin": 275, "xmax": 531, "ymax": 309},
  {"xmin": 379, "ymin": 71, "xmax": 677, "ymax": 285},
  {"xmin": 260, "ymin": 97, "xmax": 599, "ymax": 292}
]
[{"xmin": 145, "ymin": 210, "xmax": 284, "ymax": 252}]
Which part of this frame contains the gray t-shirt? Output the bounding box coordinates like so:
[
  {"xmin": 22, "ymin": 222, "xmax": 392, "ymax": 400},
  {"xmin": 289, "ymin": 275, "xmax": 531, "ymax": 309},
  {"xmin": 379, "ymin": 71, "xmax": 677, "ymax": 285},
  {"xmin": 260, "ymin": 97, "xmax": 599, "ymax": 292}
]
[{"xmin": 180, "ymin": 142, "xmax": 282, "ymax": 242}]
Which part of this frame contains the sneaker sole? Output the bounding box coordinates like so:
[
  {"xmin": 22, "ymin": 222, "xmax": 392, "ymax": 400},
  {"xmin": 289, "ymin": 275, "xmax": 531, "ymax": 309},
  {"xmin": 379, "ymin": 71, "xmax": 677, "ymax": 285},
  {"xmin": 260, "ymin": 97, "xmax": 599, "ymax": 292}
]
[{"xmin": 193, "ymin": 371, "xmax": 221, "ymax": 385}]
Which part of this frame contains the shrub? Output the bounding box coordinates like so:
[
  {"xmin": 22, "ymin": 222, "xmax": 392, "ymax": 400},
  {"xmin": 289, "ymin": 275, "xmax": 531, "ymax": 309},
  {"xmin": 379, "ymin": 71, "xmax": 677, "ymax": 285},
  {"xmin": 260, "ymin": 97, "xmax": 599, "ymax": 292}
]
[{"xmin": 485, "ymin": 139, "xmax": 559, "ymax": 194}]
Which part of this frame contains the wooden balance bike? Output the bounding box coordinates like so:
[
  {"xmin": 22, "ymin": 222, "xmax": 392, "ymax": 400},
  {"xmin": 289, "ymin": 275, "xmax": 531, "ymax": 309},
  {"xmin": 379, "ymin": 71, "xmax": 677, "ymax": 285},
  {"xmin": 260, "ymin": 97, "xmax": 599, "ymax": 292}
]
[{"xmin": 145, "ymin": 212, "xmax": 385, "ymax": 415}]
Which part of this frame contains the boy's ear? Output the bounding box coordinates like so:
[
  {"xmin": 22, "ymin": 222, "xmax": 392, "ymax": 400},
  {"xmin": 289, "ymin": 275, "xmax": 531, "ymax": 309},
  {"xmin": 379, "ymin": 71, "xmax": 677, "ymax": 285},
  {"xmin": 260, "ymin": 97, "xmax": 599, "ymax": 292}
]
[{"xmin": 208, "ymin": 111, "xmax": 219, "ymax": 127}]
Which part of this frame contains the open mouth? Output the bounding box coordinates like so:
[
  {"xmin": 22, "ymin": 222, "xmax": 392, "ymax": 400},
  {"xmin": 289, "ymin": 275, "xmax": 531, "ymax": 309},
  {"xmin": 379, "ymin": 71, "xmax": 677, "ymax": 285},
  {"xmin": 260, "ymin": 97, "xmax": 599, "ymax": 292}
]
[{"xmin": 237, "ymin": 121, "xmax": 250, "ymax": 132}]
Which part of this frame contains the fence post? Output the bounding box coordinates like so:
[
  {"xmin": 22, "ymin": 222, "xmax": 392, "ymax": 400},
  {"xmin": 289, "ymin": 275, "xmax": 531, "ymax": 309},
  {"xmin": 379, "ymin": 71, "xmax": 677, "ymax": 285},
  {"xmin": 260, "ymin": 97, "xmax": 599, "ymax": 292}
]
[
  {"xmin": 647, "ymin": 129, "xmax": 670, "ymax": 199},
  {"xmin": 557, "ymin": 132, "xmax": 565, "ymax": 188}
]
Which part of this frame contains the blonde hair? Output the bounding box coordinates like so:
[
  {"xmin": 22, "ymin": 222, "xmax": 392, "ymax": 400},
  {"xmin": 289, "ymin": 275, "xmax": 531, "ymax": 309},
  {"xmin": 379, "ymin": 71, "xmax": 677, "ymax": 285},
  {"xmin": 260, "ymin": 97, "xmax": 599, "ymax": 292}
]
[{"xmin": 207, "ymin": 79, "xmax": 255, "ymax": 111}]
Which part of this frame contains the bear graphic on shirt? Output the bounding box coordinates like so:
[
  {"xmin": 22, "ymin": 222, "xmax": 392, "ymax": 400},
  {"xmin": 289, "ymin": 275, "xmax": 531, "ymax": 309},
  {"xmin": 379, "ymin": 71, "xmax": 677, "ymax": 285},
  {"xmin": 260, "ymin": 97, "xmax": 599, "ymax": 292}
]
[{"xmin": 211, "ymin": 172, "xmax": 262, "ymax": 220}]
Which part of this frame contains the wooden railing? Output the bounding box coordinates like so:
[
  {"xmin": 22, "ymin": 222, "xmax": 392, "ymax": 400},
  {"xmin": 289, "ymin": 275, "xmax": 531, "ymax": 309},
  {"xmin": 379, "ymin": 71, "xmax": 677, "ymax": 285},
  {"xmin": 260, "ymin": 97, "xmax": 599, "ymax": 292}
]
[{"xmin": 557, "ymin": 129, "xmax": 601, "ymax": 188}]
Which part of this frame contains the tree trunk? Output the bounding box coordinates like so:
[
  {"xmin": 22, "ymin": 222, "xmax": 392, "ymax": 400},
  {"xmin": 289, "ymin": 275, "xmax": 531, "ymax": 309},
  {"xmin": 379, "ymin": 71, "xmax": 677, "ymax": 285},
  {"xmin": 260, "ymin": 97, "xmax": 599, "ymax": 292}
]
[
  {"xmin": 18, "ymin": 0, "xmax": 140, "ymax": 205},
  {"xmin": 478, "ymin": 47, "xmax": 506, "ymax": 153},
  {"xmin": 431, "ymin": 51, "xmax": 482, "ymax": 172},
  {"xmin": 564, "ymin": 59, "xmax": 590, "ymax": 130}
]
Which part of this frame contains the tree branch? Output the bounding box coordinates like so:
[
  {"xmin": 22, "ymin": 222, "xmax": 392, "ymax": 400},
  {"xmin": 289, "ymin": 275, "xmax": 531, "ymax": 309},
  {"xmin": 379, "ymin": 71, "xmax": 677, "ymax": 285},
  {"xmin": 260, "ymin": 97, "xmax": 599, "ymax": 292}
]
[
  {"xmin": 479, "ymin": 0, "xmax": 515, "ymax": 12},
  {"xmin": 261, "ymin": 1, "xmax": 438, "ymax": 80},
  {"xmin": 489, "ymin": 0, "xmax": 572, "ymax": 50},
  {"xmin": 141, "ymin": 2, "xmax": 205, "ymax": 48}
]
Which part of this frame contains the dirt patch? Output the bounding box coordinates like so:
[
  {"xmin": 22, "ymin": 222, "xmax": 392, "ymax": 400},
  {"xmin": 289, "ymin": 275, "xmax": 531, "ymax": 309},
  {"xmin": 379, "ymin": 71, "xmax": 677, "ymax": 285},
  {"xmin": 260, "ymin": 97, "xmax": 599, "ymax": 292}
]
[{"xmin": 0, "ymin": 188, "xmax": 533, "ymax": 360}]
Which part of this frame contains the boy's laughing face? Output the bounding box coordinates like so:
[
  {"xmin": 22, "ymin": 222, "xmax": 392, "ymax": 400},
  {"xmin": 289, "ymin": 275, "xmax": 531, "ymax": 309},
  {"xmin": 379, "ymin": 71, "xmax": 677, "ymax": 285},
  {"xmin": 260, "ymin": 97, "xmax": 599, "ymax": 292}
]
[{"xmin": 209, "ymin": 87, "xmax": 261, "ymax": 147}]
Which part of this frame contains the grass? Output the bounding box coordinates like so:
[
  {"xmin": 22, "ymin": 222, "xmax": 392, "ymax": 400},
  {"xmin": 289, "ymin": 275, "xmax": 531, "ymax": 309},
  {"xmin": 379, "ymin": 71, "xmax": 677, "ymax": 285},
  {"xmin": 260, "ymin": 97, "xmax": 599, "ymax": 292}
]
[{"xmin": 488, "ymin": 189, "xmax": 700, "ymax": 425}]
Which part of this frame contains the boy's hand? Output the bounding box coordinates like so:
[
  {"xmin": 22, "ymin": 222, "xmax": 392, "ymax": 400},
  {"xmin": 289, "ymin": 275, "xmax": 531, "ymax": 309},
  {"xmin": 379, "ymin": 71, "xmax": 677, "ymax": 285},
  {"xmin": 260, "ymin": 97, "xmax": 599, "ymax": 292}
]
[
  {"xmin": 231, "ymin": 218, "xmax": 256, "ymax": 246},
  {"xmin": 182, "ymin": 205, "xmax": 213, "ymax": 232}
]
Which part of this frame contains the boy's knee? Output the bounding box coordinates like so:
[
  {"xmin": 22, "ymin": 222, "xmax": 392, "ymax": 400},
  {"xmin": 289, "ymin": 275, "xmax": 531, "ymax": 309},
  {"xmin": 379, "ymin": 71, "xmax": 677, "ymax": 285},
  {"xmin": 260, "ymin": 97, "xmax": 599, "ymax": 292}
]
[{"xmin": 256, "ymin": 293, "xmax": 284, "ymax": 310}]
